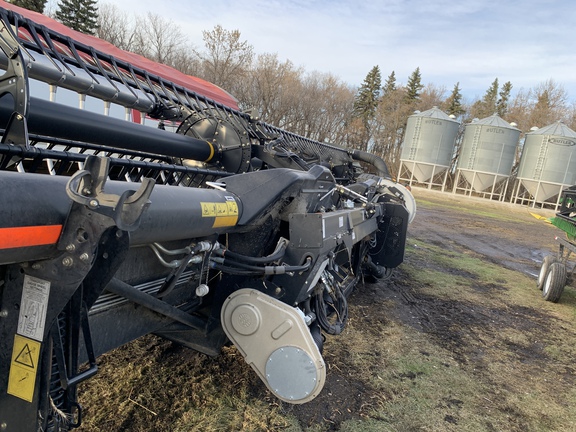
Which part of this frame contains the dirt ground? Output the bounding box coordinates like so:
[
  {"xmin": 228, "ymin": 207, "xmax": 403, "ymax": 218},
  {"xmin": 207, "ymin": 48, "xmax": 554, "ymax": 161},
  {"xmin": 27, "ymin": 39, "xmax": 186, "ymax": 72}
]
[
  {"xmin": 283, "ymin": 188, "xmax": 572, "ymax": 430},
  {"xmin": 407, "ymin": 188, "xmax": 559, "ymax": 278},
  {"xmin": 79, "ymin": 187, "xmax": 576, "ymax": 431}
]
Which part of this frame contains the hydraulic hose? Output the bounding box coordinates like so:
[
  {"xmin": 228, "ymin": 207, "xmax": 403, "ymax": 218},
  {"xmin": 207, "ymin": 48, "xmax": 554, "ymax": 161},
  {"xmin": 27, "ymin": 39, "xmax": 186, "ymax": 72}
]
[
  {"xmin": 209, "ymin": 262, "xmax": 265, "ymax": 276},
  {"xmin": 349, "ymin": 149, "xmax": 391, "ymax": 179},
  {"xmin": 215, "ymin": 239, "xmax": 288, "ymax": 264},
  {"xmin": 210, "ymin": 256, "xmax": 312, "ymax": 275},
  {"xmin": 314, "ymin": 282, "xmax": 348, "ymax": 335},
  {"xmin": 156, "ymin": 241, "xmax": 212, "ymax": 298}
]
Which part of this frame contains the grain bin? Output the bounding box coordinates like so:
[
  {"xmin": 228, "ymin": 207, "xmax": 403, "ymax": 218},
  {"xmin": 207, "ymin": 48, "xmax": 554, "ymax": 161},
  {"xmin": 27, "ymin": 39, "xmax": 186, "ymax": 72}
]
[
  {"xmin": 517, "ymin": 121, "xmax": 576, "ymax": 203},
  {"xmin": 455, "ymin": 114, "xmax": 520, "ymax": 195},
  {"xmin": 399, "ymin": 107, "xmax": 459, "ymax": 186}
]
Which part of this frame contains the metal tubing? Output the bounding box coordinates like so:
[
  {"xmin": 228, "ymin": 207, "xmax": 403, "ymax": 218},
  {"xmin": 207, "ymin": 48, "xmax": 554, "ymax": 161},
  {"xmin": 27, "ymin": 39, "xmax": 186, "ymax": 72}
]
[
  {"xmin": 0, "ymin": 171, "xmax": 242, "ymax": 264},
  {"xmin": 0, "ymin": 96, "xmax": 216, "ymax": 162}
]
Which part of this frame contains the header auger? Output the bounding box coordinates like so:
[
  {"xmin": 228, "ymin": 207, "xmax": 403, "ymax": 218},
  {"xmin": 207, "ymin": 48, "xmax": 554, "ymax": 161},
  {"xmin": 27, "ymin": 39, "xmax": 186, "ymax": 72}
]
[{"xmin": 0, "ymin": 2, "xmax": 415, "ymax": 430}]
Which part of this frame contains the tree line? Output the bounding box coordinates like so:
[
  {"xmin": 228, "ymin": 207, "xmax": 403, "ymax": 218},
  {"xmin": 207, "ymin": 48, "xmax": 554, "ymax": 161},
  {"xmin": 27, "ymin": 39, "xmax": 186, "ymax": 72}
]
[{"xmin": 8, "ymin": 1, "xmax": 576, "ymax": 179}]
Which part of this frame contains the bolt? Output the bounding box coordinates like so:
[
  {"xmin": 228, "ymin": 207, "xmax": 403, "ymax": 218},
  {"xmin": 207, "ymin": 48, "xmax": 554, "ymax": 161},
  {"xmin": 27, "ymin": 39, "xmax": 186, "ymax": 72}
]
[
  {"xmin": 0, "ymin": 421, "xmax": 7, "ymax": 430},
  {"xmin": 79, "ymin": 253, "xmax": 90, "ymax": 262},
  {"xmin": 31, "ymin": 262, "xmax": 42, "ymax": 270},
  {"xmin": 66, "ymin": 244, "xmax": 76, "ymax": 252},
  {"xmin": 62, "ymin": 257, "xmax": 73, "ymax": 267},
  {"xmin": 88, "ymin": 199, "xmax": 99, "ymax": 208},
  {"xmin": 102, "ymin": 252, "xmax": 109, "ymax": 259},
  {"xmin": 0, "ymin": 310, "xmax": 8, "ymax": 318},
  {"xmin": 83, "ymin": 188, "xmax": 92, "ymax": 195}
]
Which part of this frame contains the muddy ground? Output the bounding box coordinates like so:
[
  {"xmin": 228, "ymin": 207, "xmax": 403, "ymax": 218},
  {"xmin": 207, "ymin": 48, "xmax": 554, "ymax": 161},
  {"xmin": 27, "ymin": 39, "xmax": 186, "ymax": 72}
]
[
  {"xmin": 283, "ymin": 189, "xmax": 572, "ymax": 430},
  {"xmin": 80, "ymin": 188, "xmax": 576, "ymax": 431},
  {"xmin": 407, "ymin": 188, "xmax": 559, "ymax": 278}
]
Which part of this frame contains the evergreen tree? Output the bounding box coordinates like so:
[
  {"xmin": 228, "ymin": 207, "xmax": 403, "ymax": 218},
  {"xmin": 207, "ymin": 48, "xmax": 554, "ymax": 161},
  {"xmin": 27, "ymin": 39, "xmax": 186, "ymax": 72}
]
[
  {"xmin": 482, "ymin": 78, "xmax": 499, "ymax": 113},
  {"xmin": 529, "ymin": 89, "xmax": 552, "ymax": 127},
  {"xmin": 405, "ymin": 67, "xmax": 423, "ymax": 101},
  {"xmin": 55, "ymin": 0, "xmax": 98, "ymax": 35},
  {"xmin": 470, "ymin": 78, "xmax": 499, "ymax": 119},
  {"xmin": 443, "ymin": 82, "xmax": 465, "ymax": 116},
  {"xmin": 496, "ymin": 81, "xmax": 513, "ymax": 117},
  {"xmin": 349, "ymin": 66, "xmax": 382, "ymax": 152},
  {"xmin": 352, "ymin": 65, "xmax": 382, "ymax": 124},
  {"xmin": 383, "ymin": 71, "xmax": 397, "ymax": 96},
  {"xmin": 9, "ymin": 0, "xmax": 46, "ymax": 13}
]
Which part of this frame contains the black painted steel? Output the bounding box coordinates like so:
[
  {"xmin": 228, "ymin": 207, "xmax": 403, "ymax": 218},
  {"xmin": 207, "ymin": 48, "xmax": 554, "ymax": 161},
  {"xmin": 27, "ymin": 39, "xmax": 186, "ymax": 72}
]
[{"xmin": 0, "ymin": 96, "xmax": 216, "ymax": 162}]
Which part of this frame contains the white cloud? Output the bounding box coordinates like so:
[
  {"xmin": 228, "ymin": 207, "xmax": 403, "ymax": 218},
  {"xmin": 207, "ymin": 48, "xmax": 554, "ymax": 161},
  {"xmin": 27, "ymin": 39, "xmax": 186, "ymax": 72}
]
[{"xmin": 45, "ymin": 0, "xmax": 576, "ymax": 101}]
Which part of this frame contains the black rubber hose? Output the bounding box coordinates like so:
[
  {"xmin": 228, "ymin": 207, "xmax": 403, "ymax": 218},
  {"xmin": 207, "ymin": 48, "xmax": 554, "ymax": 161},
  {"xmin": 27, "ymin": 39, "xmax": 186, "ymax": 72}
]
[
  {"xmin": 313, "ymin": 287, "xmax": 348, "ymax": 335},
  {"xmin": 210, "ymin": 262, "xmax": 265, "ymax": 276},
  {"xmin": 156, "ymin": 243, "xmax": 206, "ymax": 298},
  {"xmin": 212, "ymin": 257, "xmax": 312, "ymax": 274},
  {"xmin": 349, "ymin": 149, "xmax": 391, "ymax": 179},
  {"xmin": 309, "ymin": 321, "xmax": 325, "ymax": 353},
  {"xmin": 217, "ymin": 241, "xmax": 288, "ymax": 264}
]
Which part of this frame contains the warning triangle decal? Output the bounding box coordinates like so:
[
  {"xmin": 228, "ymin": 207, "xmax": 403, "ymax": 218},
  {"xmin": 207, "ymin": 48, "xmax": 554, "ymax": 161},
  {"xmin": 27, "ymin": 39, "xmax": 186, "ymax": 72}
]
[{"xmin": 15, "ymin": 344, "xmax": 35, "ymax": 369}]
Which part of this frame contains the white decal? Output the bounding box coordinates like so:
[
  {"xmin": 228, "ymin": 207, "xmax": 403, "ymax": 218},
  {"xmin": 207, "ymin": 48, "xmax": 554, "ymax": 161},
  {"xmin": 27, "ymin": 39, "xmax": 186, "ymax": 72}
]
[{"xmin": 17, "ymin": 275, "xmax": 51, "ymax": 342}]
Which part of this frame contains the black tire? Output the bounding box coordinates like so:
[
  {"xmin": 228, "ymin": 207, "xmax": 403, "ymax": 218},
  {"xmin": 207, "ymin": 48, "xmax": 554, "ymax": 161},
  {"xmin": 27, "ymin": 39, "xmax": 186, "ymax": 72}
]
[
  {"xmin": 537, "ymin": 255, "xmax": 558, "ymax": 290},
  {"xmin": 542, "ymin": 262, "xmax": 567, "ymax": 302}
]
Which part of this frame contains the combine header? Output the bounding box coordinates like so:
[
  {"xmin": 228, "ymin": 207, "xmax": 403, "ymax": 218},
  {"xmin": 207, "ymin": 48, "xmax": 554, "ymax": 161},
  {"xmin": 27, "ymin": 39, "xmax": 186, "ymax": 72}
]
[{"xmin": 0, "ymin": 3, "xmax": 415, "ymax": 430}]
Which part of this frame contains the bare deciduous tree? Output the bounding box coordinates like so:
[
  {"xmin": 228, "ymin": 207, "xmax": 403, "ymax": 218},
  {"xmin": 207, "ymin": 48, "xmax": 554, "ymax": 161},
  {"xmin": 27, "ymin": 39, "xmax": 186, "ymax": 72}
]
[
  {"xmin": 372, "ymin": 87, "xmax": 415, "ymax": 178},
  {"xmin": 527, "ymin": 79, "xmax": 568, "ymax": 129},
  {"xmin": 417, "ymin": 83, "xmax": 447, "ymax": 112},
  {"xmin": 235, "ymin": 52, "xmax": 303, "ymax": 126},
  {"xmin": 296, "ymin": 72, "xmax": 354, "ymax": 144},
  {"xmin": 97, "ymin": 3, "xmax": 135, "ymax": 51},
  {"xmin": 134, "ymin": 13, "xmax": 192, "ymax": 68},
  {"xmin": 195, "ymin": 25, "xmax": 254, "ymax": 94}
]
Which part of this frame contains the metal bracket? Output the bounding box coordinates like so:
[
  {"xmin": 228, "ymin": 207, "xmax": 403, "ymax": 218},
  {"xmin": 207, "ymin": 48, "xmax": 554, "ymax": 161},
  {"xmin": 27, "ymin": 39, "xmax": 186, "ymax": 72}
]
[
  {"xmin": 66, "ymin": 156, "xmax": 155, "ymax": 231},
  {"xmin": 51, "ymin": 301, "xmax": 98, "ymax": 391},
  {"xmin": 0, "ymin": 18, "xmax": 30, "ymax": 147}
]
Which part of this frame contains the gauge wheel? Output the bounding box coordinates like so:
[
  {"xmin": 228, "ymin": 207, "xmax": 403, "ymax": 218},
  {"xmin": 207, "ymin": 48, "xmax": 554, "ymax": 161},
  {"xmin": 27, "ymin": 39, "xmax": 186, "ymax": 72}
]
[
  {"xmin": 542, "ymin": 262, "xmax": 567, "ymax": 302},
  {"xmin": 537, "ymin": 255, "xmax": 558, "ymax": 290}
]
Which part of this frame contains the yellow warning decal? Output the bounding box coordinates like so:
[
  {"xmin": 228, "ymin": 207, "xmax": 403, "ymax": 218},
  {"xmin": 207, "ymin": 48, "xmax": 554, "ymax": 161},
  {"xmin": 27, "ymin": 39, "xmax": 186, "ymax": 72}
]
[
  {"xmin": 200, "ymin": 200, "xmax": 239, "ymax": 228},
  {"xmin": 212, "ymin": 216, "xmax": 238, "ymax": 228},
  {"xmin": 8, "ymin": 334, "xmax": 41, "ymax": 402}
]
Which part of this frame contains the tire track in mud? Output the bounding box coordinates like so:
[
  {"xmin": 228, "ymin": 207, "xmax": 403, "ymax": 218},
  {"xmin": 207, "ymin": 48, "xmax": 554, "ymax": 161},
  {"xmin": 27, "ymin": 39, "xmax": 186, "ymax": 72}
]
[
  {"xmin": 409, "ymin": 206, "xmax": 556, "ymax": 278},
  {"xmin": 384, "ymin": 271, "xmax": 576, "ymax": 430},
  {"xmin": 350, "ymin": 192, "xmax": 576, "ymax": 430},
  {"xmin": 385, "ymin": 271, "xmax": 551, "ymax": 366},
  {"xmin": 374, "ymin": 191, "xmax": 568, "ymax": 370},
  {"xmin": 389, "ymin": 194, "xmax": 576, "ymax": 416}
]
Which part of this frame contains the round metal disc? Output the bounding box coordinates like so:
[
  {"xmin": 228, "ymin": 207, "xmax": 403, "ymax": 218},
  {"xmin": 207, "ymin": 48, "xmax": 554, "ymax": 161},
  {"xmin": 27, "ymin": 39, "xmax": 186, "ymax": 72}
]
[
  {"xmin": 230, "ymin": 304, "xmax": 261, "ymax": 336},
  {"xmin": 265, "ymin": 346, "xmax": 318, "ymax": 402}
]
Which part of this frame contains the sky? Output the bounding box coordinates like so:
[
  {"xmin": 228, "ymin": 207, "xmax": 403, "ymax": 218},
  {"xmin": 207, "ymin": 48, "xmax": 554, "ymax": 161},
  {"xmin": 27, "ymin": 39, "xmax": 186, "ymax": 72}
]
[{"xmin": 49, "ymin": 0, "xmax": 576, "ymax": 104}]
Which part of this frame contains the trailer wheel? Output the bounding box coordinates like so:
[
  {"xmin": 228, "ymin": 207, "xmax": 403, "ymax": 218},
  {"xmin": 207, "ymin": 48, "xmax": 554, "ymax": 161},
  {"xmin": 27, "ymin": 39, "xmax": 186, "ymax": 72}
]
[
  {"xmin": 537, "ymin": 255, "xmax": 558, "ymax": 290},
  {"xmin": 542, "ymin": 262, "xmax": 567, "ymax": 302}
]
